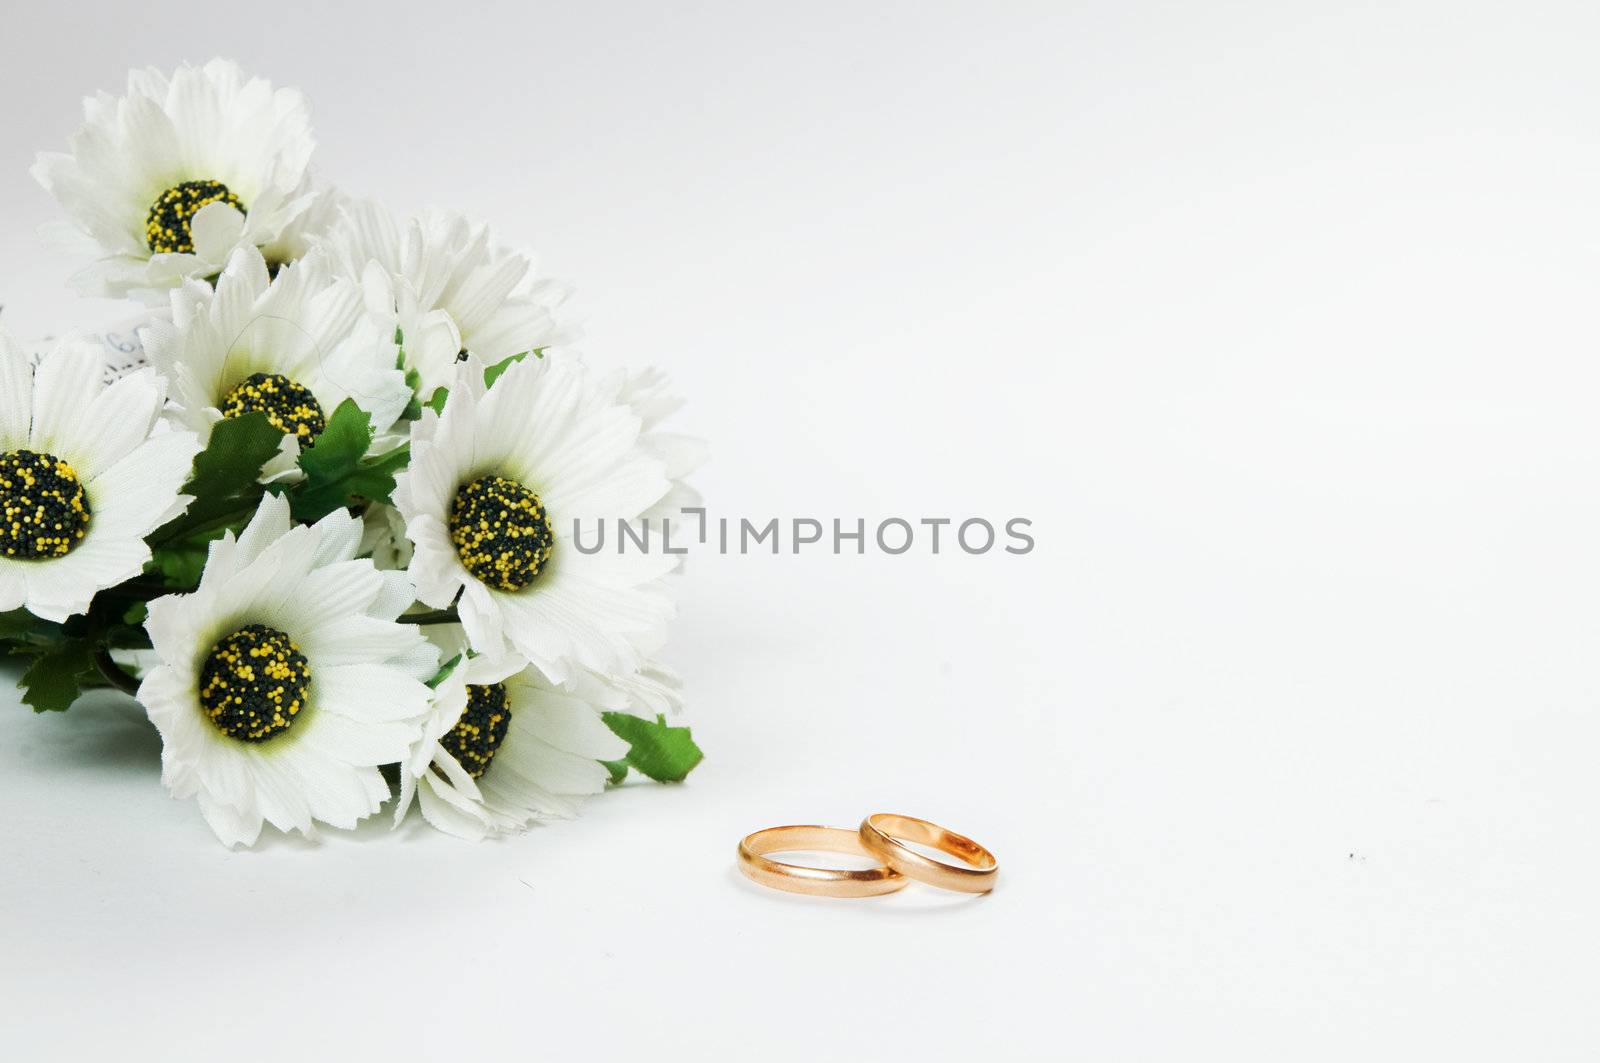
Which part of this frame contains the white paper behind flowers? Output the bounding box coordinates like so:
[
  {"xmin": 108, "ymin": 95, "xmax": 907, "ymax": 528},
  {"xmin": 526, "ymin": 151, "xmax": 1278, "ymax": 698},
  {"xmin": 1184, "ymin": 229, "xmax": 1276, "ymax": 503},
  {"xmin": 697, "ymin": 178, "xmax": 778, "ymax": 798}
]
[
  {"xmin": 21, "ymin": 312, "xmax": 151, "ymax": 381},
  {"xmin": 6, "ymin": 59, "xmax": 704, "ymax": 848}
]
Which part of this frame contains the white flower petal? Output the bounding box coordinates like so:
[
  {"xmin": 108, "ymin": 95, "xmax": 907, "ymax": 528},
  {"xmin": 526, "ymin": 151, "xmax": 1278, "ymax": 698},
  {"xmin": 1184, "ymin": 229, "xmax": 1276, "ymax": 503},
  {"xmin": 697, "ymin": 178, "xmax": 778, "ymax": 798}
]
[
  {"xmin": 245, "ymin": 752, "xmax": 315, "ymax": 837},
  {"xmin": 222, "ymin": 490, "xmax": 293, "ymax": 574},
  {"xmin": 27, "ymin": 341, "xmax": 104, "ymax": 457},
  {"xmin": 300, "ymin": 710, "xmax": 416, "ymax": 767},
  {"xmin": 495, "ymin": 730, "xmax": 613, "ymax": 797},
  {"xmin": 477, "ymin": 770, "xmax": 583, "ymax": 821},
  {"xmin": 368, "ymin": 570, "xmax": 417, "ymax": 622},
  {"xmin": 0, "ymin": 329, "xmax": 34, "ymax": 449},
  {"xmin": 198, "ymin": 793, "xmax": 263, "ymax": 848},
  {"xmin": 392, "ymin": 769, "xmax": 418, "ymax": 827},
  {"xmin": 308, "ymin": 504, "xmax": 363, "ymax": 567},
  {"xmin": 22, "ymin": 536, "xmax": 148, "ymax": 621},
  {"xmin": 296, "ymin": 613, "xmax": 417, "ymax": 668},
  {"xmin": 494, "ymin": 569, "xmax": 673, "ymax": 678},
  {"xmin": 68, "ymin": 367, "xmax": 168, "ymax": 478},
  {"xmin": 417, "ymin": 777, "xmax": 490, "ymax": 840},
  {"xmin": 314, "ymin": 663, "xmax": 432, "ymax": 723},
  {"xmin": 189, "ymin": 201, "xmax": 247, "ymax": 261},
  {"xmin": 281, "ymin": 750, "xmax": 386, "ymax": 829},
  {"xmin": 268, "ymin": 560, "xmax": 382, "ymax": 633},
  {"xmin": 85, "ymin": 429, "xmax": 200, "ymax": 539},
  {"xmin": 513, "ymin": 687, "xmax": 630, "ymax": 761}
]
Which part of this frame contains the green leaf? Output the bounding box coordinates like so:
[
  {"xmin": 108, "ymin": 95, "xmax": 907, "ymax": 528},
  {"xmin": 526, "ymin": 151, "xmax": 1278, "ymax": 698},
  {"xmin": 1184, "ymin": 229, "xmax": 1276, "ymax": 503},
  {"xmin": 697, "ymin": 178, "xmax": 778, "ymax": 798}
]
[
  {"xmin": 600, "ymin": 759, "xmax": 630, "ymax": 785},
  {"xmin": 145, "ymin": 515, "xmax": 239, "ymax": 592},
  {"xmin": 600, "ymin": 712, "xmax": 704, "ymax": 783},
  {"xmin": 397, "ymin": 363, "xmax": 425, "ymax": 422},
  {"xmin": 182, "ymin": 411, "xmax": 283, "ymax": 499},
  {"xmin": 150, "ymin": 544, "xmax": 206, "ymax": 587},
  {"xmin": 0, "ymin": 608, "xmax": 62, "ymax": 660},
  {"xmin": 290, "ymin": 400, "xmax": 408, "ymax": 520},
  {"xmin": 482, "ymin": 352, "xmax": 528, "ymax": 388},
  {"xmin": 298, "ymin": 399, "xmax": 373, "ymax": 481},
  {"xmin": 0, "ymin": 608, "xmax": 55, "ymax": 644},
  {"xmin": 20, "ymin": 639, "xmax": 97, "ymax": 712},
  {"xmin": 154, "ymin": 411, "xmax": 282, "ymax": 542},
  {"xmin": 425, "ymin": 385, "xmax": 449, "ymax": 414},
  {"xmin": 348, "ymin": 444, "xmax": 409, "ymax": 499},
  {"xmin": 481, "ymin": 348, "xmax": 545, "ymax": 389}
]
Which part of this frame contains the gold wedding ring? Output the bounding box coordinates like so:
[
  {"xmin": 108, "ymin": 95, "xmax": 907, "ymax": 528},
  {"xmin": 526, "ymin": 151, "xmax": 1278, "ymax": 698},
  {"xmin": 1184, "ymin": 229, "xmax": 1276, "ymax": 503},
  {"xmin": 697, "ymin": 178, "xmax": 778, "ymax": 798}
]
[
  {"xmin": 737, "ymin": 825, "xmax": 908, "ymax": 897},
  {"xmin": 858, "ymin": 813, "xmax": 999, "ymax": 893}
]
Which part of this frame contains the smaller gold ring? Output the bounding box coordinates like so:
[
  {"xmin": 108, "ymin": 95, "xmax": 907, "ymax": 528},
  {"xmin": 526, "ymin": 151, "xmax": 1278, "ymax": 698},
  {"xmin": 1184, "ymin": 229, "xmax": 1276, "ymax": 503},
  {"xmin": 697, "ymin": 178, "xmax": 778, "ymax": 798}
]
[
  {"xmin": 858, "ymin": 813, "xmax": 999, "ymax": 894},
  {"xmin": 737, "ymin": 825, "xmax": 909, "ymax": 898}
]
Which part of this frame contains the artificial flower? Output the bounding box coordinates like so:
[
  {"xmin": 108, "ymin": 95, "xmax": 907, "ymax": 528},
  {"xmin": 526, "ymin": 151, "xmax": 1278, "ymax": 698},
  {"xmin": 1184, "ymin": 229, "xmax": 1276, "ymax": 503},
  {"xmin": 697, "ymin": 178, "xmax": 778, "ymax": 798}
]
[
  {"xmin": 139, "ymin": 493, "xmax": 438, "ymax": 846},
  {"xmin": 10, "ymin": 61, "xmax": 706, "ymax": 848},
  {"xmin": 321, "ymin": 201, "xmax": 573, "ymax": 395},
  {"xmin": 32, "ymin": 59, "xmax": 317, "ymax": 300},
  {"xmin": 393, "ymin": 354, "xmax": 675, "ymax": 679},
  {"xmin": 396, "ymin": 649, "xmax": 649, "ymax": 839},
  {"xmin": 141, "ymin": 244, "xmax": 410, "ymax": 462},
  {"xmin": 258, "ymin": 183, "xmax": 346, "ymax": 271},
  {"xmin": 0, "ymin": 330, "xmax": 199, "ymax": 622}
]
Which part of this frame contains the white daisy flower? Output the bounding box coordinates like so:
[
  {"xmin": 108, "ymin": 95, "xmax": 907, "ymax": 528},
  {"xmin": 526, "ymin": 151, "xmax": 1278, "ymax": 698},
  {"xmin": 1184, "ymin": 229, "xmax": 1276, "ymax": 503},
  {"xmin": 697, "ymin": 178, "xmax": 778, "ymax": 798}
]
[
  {"xmin": 139, "ymin": 493, "xmax": 439, "ymax": 847},
  {"xmin": 257, "ymin": 182, "xmax": 346, "ymax": 272},
  {"xmin": 0, "ymin": 330, "xmax": 199, "ymax": 622},
  {"xmin": 141, "ymin": 245, "xmax": 410, "ymax": 463},
  {"xmin": 396, "ymin": 651, "xmax": 632, "ymax": 840},
  {"xmin": 32, "ymin": 58, "xmax": 317, "ymax": 301},
  {"xmin": 321, "ymin": 201, "xmax": 574, "ymax": 396},
  {"xmin": 394, "ymin": 354, "xmax": 675, "ymax": 680}
]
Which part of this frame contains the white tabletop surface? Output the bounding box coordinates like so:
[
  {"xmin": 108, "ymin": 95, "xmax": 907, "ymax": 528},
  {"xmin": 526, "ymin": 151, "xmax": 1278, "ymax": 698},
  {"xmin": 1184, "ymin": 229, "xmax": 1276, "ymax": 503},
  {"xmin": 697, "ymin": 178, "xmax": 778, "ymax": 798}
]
[{"xmin": 1, "ymin": 2, "xmax": 1597, "ymax": 1059}]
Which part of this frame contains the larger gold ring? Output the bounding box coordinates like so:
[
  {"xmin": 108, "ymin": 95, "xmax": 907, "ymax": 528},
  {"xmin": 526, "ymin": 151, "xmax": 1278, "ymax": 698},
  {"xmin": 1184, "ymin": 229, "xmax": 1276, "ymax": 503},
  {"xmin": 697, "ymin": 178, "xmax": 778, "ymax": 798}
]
[
  {"xmin": 737, "ymin": 825, "xmax": 909, "ymax": 897},
  {"xmin": 858, "ymin": 813, "xmax": 999, "ymax": 894}
]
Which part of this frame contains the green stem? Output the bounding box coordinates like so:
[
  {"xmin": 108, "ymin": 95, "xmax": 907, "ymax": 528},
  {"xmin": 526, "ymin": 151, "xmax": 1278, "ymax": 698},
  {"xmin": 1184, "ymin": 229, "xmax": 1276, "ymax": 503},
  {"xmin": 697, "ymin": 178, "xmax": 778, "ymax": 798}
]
[{"xmin": 94, "ymin": 647, "xmax": 140, "ymax": 696}]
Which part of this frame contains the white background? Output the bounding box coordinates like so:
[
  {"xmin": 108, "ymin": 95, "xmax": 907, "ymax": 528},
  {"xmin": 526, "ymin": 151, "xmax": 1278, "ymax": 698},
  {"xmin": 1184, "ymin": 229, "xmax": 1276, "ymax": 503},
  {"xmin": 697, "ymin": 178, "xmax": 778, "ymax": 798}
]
[{"xmin": 1, "ymin": 1, "xmax": 1597, "ymax": 1058}]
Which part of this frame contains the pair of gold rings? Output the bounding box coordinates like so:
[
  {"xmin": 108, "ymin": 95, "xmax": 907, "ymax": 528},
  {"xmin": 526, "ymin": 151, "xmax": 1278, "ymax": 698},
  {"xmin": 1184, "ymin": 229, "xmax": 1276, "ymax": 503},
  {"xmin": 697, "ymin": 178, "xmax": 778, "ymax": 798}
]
[{"xmin": 738, "ymin": 813, "xmax": 998, "ymax": 898}]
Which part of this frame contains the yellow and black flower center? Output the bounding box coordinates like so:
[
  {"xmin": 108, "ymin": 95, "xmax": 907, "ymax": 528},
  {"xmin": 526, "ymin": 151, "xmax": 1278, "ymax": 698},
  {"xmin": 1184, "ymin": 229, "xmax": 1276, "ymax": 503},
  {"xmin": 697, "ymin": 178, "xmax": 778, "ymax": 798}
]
[
  {"xmin": 199, "ymin": 624, "xmax": 311, "ymax": 743},
  {"xmin": 146, "ymin": 179, "xmax": 246, "ymax": 255},
  {"xmin": 440, "ymin": 682, "xmax": 512, "ymax": 778},
  {"xmin": 0, "ymin": 449, "xmax": 91, "ymax": 560},
  {"xmin": 448, "ymin": 475, "xmax": 554, "ymax": 591},
  {"xmin": 220, "ymin": 373, "xmax": 327, "ymax": 445}
]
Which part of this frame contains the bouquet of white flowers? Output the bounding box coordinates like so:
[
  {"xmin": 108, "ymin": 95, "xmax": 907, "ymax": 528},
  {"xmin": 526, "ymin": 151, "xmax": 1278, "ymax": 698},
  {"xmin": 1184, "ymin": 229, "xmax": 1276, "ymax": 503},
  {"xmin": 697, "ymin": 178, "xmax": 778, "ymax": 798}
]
[{"xmin": 4, "ymin": 59, "xmax": 704, "ymax": 847}]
